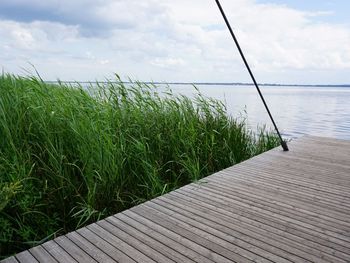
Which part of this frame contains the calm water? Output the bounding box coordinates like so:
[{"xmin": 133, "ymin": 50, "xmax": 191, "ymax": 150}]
[{"xmin": 166, "ymin": 84, "xmax": 350, "ymax": 140}]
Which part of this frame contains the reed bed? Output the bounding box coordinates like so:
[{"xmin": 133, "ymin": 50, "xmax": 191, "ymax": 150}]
[{"xmin": 0, "ymin": 74, "xmax": 279, "ymax": 257}]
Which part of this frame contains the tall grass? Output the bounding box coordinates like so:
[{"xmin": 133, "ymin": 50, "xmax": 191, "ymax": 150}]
[{"xmin": 0, "ymin": 74, "xmax": 279, "ymax": 257}]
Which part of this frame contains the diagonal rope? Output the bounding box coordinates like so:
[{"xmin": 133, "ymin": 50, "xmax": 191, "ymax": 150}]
[{"xmin": 215, "ymin": 0, "xmax": 289, "ymax": 151}]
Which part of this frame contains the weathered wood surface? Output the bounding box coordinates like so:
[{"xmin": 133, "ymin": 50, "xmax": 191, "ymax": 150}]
[{"xmin": 3, "ymin": 136, "xmax": 350, "ymax": 262}]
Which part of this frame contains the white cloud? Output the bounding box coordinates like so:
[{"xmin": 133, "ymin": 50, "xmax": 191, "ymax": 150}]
[
  {"xmin": 150, "ymin": 57, "xmax": 185, "ymax": 68},
  {"xmin": 0, "ymin": 0, "xmax": 349, "ymax": 83}
]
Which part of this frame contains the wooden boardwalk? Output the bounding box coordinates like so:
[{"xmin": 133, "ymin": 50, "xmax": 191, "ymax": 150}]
[{"xmin": 2, "ymin": 136, "xmax": 350, "ymax": 262}]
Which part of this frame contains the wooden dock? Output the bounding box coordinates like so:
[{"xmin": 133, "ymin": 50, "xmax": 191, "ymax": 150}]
[{"xmin": 2, "ymin": 136, "xmax": 350, "ymax": 262}]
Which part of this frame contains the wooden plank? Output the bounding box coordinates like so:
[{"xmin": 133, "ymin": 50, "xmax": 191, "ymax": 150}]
[
  {"xmin": 208, "ymin": 176, "xmax": 350, "ymax": 226},
  {"xmin": 54, "ymin": 236, "xmax": 96, "ymax": 263},
  {"xmin": 280, "ymin": 136, "xmax": 350, "ymax": 153},
  {"xmin": 223, "ymin": 157, "xmax": 350, "ymax": 192},
  {"xmin": 300, "ymin": 136, "xmax": 350, "ymax": 149},
  {"xmin": 168, "ymin": 191, "xmax": 350, "ymax": 261},
  {"xmin": 264, "ymin": 151, "xmax": 350, "ymax": 173},
  {"xmin": 189, "ymin": 183, "xmax": 350, "ymax": 242},
  {"xmin": 122, "ymin": 210, "xmax": 217, "ymax": 263},
  {"xmin": 29, "ymin": 246, "xmax": 57, "ymax": 263},
  {"xmin": 41, "ymin": 240, "xmax": 77, "ymax": 263},
  {"xmin": 233, "ymin": 154, "xmax": 350, "ymax": 184},
  {"xmin": 195, "ymin": 181, "xmax": 350, "ymax": 234},
  {"xmin": 66, "ymin": 232, "xmax": 115, "ymax": 263},
  {"xmin": 210, "ymin": 174, "xmax": 350, "ymax": 217},
  {"xmin": 136, "ymin": 203, "xmax": 267, "ymax": 262},
  {"xmin": 214, "ymin": 170, "xmax": 350, "ymax": 207},
  {"xmin": 14, "ymin": 251, "xmax": 38, "ymax": 263},
  {"xmin": 76, "ymin": 228, "xmax": 135, "ymax": 263},
  {"xmin": 112, "ymin": 213, "xmax": 197, "ymax": 263},
  {"xmin": 159, "ymin": 192, "xmax": 349, "ymax": 262},
  {"xmin": 151, "ymin": 199, "xmax": 338, "ymax": 263},
  {"xmin": 86, "ymin": 223, "xmax": 155, "ymax": 263},
  {"xmin": 221, "ymin": 164, "xmax": 350, "ymax": 199},
  {"xmin": 176, "ymin": 186, "xmax": 350, "ymax": 252},
  {"xmin": 287, "ymin": 139, "xmax": 350, "ymax": 156},
  {"xmin": 195, "ymin": 181, "xmax": 350, "ymax": 235},
  {"xmin": 252, "ymin": 142, "xmax": 350, "ymax": 168},
  {"xmin": 1, "ymin": 257, "xmax": 19, "ymax": 263},
  {"xmin": 128, "ymin": 206, "xmax": 248, "ymax": 263},
  {"xmin": 238, "ymin": 159, "xmax": 350, "ymax": 191},
  {"xmin": 97, "ymin": 219, "xmax": 175, "ymax": 263},
  {"xmin": 289, "ymin": 141, "xmax": 350, "ymax": 156},
  {"xmin": 216, "ymin": 169, "xmax": 350, "ymax": 209},
  {"xmin": 251, "ymin": 153, "xmax": 350, "ymax": 179},
  {"xmin": 173, "ymin": 189, "xmax": 350, "ymax": 257},
  {"xmin": 143, "ymin": 201, "xmax": 300, "ymax": 263}
]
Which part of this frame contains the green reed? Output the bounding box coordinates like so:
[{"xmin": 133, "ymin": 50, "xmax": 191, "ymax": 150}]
[{"xmin": 0, "ymin": 74, "xmax": 279, "ymax": 257}]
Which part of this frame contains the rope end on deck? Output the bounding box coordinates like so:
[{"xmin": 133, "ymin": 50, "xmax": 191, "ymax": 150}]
[{"xmin": 281, "ymin": 140, "xmax": 289, "ymax": 151}]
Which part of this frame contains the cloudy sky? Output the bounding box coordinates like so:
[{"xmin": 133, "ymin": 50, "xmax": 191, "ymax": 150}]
[{"xmin": 1, "ymin": 0, "xmax": 349, "ymax": 84}]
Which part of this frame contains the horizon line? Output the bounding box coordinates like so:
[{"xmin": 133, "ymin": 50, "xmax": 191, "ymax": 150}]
[{"xmin": 45, "ymin": 80, "xmax": 350, "ymax": 87}]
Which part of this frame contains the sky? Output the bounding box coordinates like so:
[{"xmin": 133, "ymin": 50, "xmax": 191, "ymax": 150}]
[{"xmin": 0, "ymin": 0, "xmax": 350, "ymax": 84}]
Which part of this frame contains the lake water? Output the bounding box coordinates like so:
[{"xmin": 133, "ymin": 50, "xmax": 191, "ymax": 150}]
[{"xmin": 166, "ymin": 84, "xmax": 350, "ymax": 141}]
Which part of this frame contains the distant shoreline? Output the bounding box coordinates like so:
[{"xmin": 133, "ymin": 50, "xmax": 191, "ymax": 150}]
[{"xmin": 45, "ymin": 80, "xmax": 350, "ymax": 88}]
